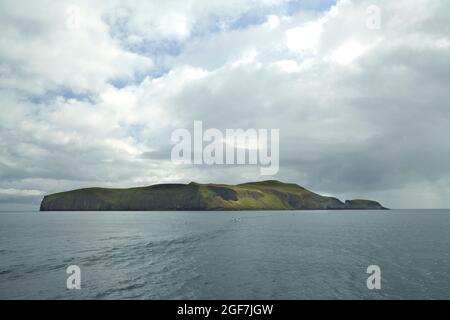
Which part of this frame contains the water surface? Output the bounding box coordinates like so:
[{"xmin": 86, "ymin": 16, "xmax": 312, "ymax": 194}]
[{"xmin": 0, "ymin": 210, "xmax": 449, "ymax": 299}]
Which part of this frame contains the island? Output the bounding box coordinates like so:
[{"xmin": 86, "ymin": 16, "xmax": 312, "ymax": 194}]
[{"xmin": 40, "ymin": 180, "xmax": 387, "ymax": 211}]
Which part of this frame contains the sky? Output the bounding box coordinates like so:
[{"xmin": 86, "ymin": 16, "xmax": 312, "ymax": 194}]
[{"xmin": 1, "ymin": 0, "xmax": 450, "ymax": 210}]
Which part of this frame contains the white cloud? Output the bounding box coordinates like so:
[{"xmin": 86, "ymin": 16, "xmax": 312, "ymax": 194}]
[
  {"xmin": 272, "ymin": 60, "xmax": 302, "ymax": 73},
  {"xmin": 286, "ymin": 22, "xmax": 322, "ymax": 52},
  {"xmin": 0, "ymin": 0, "xmax": 153, "ymax": 95},
  {"xmin": 329, "ymin": 40, "xmax": 370, "ymax": 65},
  {"xmin": 1, "ymin": 0, "xmax": 450, "ymax": 209},
  {"xmin": 265, "ymin": 15, "xmax": 280, "ymax": 29},
  {"xmin": 0, "ymin": 188, "xmax": 44, "ymax": 196}
]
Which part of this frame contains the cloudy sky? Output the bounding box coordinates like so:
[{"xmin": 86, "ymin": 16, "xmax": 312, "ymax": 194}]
[{"xmin": 1, "ymin": 0, "xmax": 449, "ymax": 210}]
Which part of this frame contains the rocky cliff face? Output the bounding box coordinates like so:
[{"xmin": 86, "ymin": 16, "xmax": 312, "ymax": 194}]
[{"xmin": 40, "ymin": 180, "xmax": 387, "ymax": 211}]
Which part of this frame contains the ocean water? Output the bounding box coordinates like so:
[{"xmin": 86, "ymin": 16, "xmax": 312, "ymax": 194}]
[{"xmin": 0, "ymin": 210, "xmax": 450, "ymax": 300}]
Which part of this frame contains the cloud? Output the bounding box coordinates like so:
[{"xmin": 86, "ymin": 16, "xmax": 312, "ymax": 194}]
[
  {"xmin": 1, "ymin": 0, "xmax": 450, "ymax": 209},
  {"xmin": 0, "ymin": 0, "xmax": 153, "ymax": 95},
  {"xmin": 287, "ymin": 22, "xmax": 323, "ymax": 52}
]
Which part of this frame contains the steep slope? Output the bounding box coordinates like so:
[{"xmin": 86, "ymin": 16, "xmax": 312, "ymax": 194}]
[{"xmin": 40, "ymin": 180, "xmax": 387, "ymax": 211}]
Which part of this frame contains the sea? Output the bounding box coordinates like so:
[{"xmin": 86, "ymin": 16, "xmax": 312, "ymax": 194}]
[{"xmin": 0, "ymin": 210, "xmax": 449, "ymax": 299}]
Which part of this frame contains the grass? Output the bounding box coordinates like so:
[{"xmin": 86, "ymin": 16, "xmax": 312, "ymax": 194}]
[{"xmin": 41, "ymin": 180, "xmax": 385, "ymax": 211}]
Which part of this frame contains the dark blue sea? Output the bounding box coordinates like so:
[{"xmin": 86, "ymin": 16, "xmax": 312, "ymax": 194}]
[{"xmin": 1, "ymin": 210, "xmax": 449, "ymax": 299}]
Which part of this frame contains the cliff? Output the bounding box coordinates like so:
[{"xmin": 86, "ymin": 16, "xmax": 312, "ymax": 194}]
[{"xmin": 40, "ymin": 180, "xmax": 387, "ymax": 211}]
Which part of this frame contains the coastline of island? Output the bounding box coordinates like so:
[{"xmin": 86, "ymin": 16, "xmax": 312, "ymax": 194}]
[{"xmin": 40, "ymin": 180, "xmax": 387, "ymax": 211}]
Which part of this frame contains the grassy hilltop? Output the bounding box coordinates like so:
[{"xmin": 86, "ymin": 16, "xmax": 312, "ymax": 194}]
[{"xmin": 40, "ymin": 180, "xmax": 387, "ymax": 211}]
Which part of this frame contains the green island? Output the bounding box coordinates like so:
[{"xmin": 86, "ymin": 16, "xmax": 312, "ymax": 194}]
[{"xmin": 40, "ymin": 180, "xmax": 387, "ymax": 211}]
